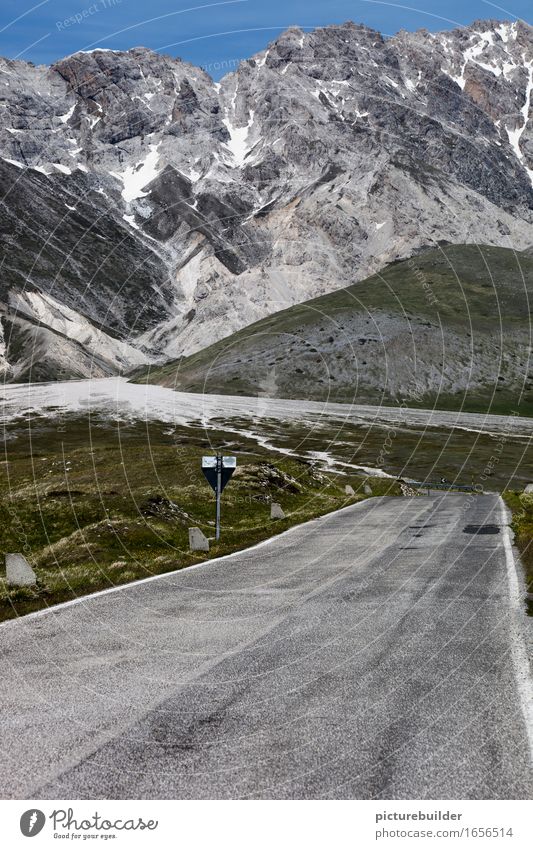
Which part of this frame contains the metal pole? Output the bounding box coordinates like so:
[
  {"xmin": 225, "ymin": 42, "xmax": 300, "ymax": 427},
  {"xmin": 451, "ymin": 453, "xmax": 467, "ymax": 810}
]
[{"xmin": 215, "ymin": 452, "xmax": 222, "ymax": 541}]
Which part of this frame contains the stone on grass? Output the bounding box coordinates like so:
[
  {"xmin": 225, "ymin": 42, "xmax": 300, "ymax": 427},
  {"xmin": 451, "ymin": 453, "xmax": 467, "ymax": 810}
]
[
  {"xmin": 189, "ymin": 527, "xmax": 210, "ymax": 552},
  {"xmin": 525, "ymin": 484, "xmax": 533, "ymax": 493},
  {"xmin": 271, "ymin": 502, "xmax": 285, "ymax": 520},
  {"xmin": 364, "ymin": 483, "xmax": 373, "ymax": 495},
  {"xmin": 5, "ymin": 554, "xmax": 36, "ymax": 587},
  {"xmin": 345, "ymin": 485, "xmax": 355, "ymax": 496}
]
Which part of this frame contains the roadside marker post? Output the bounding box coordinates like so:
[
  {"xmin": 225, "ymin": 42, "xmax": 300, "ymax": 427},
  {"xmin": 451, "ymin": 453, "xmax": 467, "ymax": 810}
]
[{"xmin": 202, "ymin": 454, "xmax": 237, "ymax": 541}]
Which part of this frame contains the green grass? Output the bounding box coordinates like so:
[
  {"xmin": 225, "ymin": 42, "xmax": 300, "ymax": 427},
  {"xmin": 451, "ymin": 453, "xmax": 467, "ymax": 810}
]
[
  {"xmin": 503, "ymin": 490, "xmax": 533, "ymax": 615},
  {"xmin": 203, "ymin": 413, "xmax": 533, "ymax": 491},
  {"xmin": 2, "ymin": 406, "xmax": 532, "ymax": 622},
  {"xmin": 0, "ymin": 415, "xmax": 401, "ymax": 622}
]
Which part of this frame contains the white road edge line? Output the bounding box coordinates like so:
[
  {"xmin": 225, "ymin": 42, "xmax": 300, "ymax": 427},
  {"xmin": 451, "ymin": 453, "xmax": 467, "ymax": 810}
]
[
  {"xmin": 499, "ymin": 496, "xmax": 533, "ymax": 764},
  {"xmin": 0, "ymin": 497, "xmax": 376, "ymax": 630}
]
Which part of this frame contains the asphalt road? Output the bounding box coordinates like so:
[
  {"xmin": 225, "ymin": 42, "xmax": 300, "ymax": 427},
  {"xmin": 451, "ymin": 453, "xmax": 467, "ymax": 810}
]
[{"xmin": 1, "ymin": 494, "xmax": 531, "ymax": 799}]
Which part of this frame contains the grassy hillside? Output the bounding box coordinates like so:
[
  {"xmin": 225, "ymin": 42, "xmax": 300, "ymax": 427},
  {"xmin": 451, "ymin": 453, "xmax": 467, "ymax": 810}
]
[
  {"xmin": 3, "ymin": 405, "xmax": 532, "ymax": 622},
  {"xmin": 134, "ymin": 244, "xmax": 533, "ymax": 415},
  {"xmin": 0, "ymin": 415, "xmax": 399, "ymax": 622}
]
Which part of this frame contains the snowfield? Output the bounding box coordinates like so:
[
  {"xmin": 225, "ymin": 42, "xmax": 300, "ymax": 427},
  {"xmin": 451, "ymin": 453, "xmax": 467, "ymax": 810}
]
[
  {"xmin": 2, "ymin": 378, "xmax": 532, "ymax": 480},
  {"xmin": 2, "ymin": 377, "xmax": 532, "ymax": 439}
]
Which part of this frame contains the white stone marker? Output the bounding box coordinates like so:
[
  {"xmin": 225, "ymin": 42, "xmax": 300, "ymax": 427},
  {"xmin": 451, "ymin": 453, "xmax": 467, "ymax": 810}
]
[
  {"xmin": 271, "ymin": 502, "xmax": 285, "ymax": 520},
  {"xmin": 188, "ymin": 528, "xmax": 210, "ymax": 552},
  {"xmin": 5, "ymin": 554, "xmax": 37, "ymax": 587}
]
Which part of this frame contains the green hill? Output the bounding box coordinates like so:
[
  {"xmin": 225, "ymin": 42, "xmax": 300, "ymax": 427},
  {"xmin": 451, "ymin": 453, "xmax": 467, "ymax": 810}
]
[{"xmin": 134, "ymin": 245, "xmax": 533, "ymax": 415}]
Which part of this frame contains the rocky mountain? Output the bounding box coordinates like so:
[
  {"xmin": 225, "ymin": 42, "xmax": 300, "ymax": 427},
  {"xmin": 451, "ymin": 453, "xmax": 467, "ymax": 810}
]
[
  {"xmin": 133, "ymin": 244, "xmax": 533, "ymax": 416},
  {"xmin": 1, "ymin": 19, "xmax": 533, "ymax": 381}
]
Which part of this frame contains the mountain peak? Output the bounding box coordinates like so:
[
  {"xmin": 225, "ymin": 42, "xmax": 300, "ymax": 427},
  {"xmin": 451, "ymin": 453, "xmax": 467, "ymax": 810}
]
[{"xmin": 1, "ymin": 19, "xmax": 533, "ymax": 382}]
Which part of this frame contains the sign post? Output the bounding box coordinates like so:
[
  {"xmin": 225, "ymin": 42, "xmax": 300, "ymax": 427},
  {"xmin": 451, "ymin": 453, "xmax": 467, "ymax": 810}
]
[
  {"xmin": 215, "ymin": 454, "xmax": 222, "ymax": 541},
  {"xmin": 202, "ymin": 453, "xmax": 236, "ymax": 541}
]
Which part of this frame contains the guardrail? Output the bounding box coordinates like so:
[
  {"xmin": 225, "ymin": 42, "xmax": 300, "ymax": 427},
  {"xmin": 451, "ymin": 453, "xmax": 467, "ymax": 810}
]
[{"xmin": 407, "ymin": 480, "xmax": 475, "ymax": 492}]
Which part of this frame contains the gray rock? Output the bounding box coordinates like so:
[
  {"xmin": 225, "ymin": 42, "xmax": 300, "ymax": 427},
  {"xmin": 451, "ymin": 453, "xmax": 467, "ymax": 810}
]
[
  {"xmin": 345, "ymin": 485, "xmax": 356, "ymax": 496},
  {"xmin": 188, "ymin": 528, "xmax": 209, "ymax": 552},
  {"xmin": 142, "ymin": 243, "xmax": 533, "ymax": 409},
  {"xmin": 1, "ymin": 20, "xmax": 533, "ymax": 380},
  {"xmin": 364, "ymin": 483, "xmax": 373, "ymax": 495},
  {"xmin": 524, "ymin": 484, "xmax": 533, "ymax": 493},
  {"xmin": 5, "ymin": 554, "xmax": 36, "ymax": 587},
  {"xmin": 271, "ymin": 502, "xmax": 285, "ymax": 520}
]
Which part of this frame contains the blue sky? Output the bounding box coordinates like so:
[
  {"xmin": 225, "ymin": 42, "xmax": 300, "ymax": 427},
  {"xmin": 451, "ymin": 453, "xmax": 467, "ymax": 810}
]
[{"xmin": 1, "ymin": 0, "xmax": 531, "ymax": 77}]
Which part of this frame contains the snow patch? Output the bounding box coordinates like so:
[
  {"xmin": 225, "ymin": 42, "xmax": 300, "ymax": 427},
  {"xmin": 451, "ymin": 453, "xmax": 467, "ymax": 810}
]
[
  {"xmin": 52, "ymin": 163, "xmax": 72, "ymax": 175},
  {"xmin": 222, "ymin": 85, "xmax": 255, "ymax": 167},
  {"xmin": 384, "ymin": 76, "xmax": 399, "ymax": 89},
  {"xmin": 446, "ymin": 29, "xmax": 497, "ymax": 89},
  {"xmin": 58, "ymin": 104, "xmax": 75, "ymax": 123},
  {"xmin": 256, "ymin": 49, "xmax": 269, "ymax": 68},
  {"xmin": 506, "ymin": 57, "xmax": 533, "ymax": 186},
  {"xmin": 502, "ymin": 59, "xmax": 518, "ymax": 78},
  {"xmin": 3, "ymin": 380, "xmax": 531, "ymax": 462},
  {"xmin": 123, "ymin": 213, "xmax": 140, "ymax": 230},
  {"xmin": 81, "ymin": 48, "xmax": 116, "ymax": 53},
  {"xmin": 178, "ymin": 165, "xmax": 201, "ymax": 183},
  {"xmin": 306, "ymin": 450, "xmax": 392, "ymax": 477},
  {"xmin": 110, "ymin": 143, "xmax": 161, "ymax": 202},
  {"xmin": 496, "ymin": 22, "xmax": 517, "ymax": 44}
]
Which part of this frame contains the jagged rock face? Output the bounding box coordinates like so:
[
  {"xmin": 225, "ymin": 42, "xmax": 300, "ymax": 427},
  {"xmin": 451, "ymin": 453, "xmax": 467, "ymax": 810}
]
[{"xmin": 1, "ymin": 19, "xmax": 533, "ymax": 380}]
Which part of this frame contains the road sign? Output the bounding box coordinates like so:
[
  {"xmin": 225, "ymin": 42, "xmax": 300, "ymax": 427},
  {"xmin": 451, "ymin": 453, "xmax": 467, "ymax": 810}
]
[
  {"xmin": 202, "ymin": 456, "xmax": 236, "ymax": 493},
  {"xmin": 201, "ymin": 454, "xmax": 237, "ymax": 540}
]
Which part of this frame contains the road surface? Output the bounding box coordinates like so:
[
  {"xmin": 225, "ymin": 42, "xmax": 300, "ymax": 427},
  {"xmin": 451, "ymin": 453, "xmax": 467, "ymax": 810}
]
[{"xmin": 0, "ymin": 494, "xmax": 531, "ymax": 799}]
